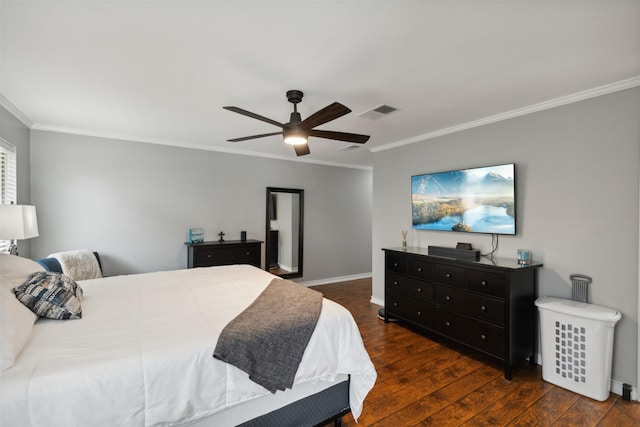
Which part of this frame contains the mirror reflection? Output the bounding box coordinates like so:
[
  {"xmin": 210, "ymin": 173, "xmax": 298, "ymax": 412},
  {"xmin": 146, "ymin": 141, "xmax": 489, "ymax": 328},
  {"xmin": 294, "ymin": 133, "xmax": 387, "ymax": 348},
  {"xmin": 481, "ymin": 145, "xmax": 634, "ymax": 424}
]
[{"xmin": 265, "ymin": 187, "xmax": 304, "ymax": 279}]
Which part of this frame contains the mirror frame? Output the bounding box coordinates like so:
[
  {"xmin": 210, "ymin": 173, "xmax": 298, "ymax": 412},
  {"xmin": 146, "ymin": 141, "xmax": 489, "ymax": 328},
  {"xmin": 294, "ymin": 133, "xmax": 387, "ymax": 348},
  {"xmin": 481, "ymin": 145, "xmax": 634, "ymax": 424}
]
[{"xmin": 265, "ymin": 187, "xmax": 304, "ymax": 279}]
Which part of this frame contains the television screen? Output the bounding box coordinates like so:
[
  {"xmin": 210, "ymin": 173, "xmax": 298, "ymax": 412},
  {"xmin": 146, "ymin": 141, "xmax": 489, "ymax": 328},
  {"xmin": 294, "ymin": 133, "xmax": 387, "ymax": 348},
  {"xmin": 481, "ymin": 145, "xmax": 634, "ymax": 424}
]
[{"xmin": 411, "ymin": 163, "xmax": 516, "ymax": 235}]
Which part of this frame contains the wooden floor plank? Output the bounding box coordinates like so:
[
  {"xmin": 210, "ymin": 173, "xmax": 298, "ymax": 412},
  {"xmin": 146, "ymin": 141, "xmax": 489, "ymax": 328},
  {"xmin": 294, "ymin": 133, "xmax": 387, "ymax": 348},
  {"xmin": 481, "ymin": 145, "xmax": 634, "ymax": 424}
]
[
  {"xmin": 372, "ymin": 366, "xmax": 500, "ymax": 427},
  {"xmin": 552, "ymin": 395, "xmax": 617, "ymax": 426},
  {"xmin": 420, "ymin": 373, "xmax": 521, "ymax": 426},
  {"xmin": 507, "ymin": 385, "xmax": 581, "ymax": 426},
  {"xmin": 313, "ymin": 278, "xmax": 640, "ymax": 427},
  {"xmin": 598, "ymin": 397, "xmax": 640, "ymax": 426},
  {"xmin": 461, "ymin": 368, "xmax": 554, "ymax": 426},
  {"xmin": 358, "ymin": 357, "xmax": 486, "ymax": 426}
]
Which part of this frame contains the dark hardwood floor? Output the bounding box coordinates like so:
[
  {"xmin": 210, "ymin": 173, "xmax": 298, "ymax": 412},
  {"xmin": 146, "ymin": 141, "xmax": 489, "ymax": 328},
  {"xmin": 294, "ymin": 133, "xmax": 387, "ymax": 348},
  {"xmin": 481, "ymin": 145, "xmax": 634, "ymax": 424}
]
[{"xmin": 311, "ymin": 278, "xmax": 640, "ymax": 426}]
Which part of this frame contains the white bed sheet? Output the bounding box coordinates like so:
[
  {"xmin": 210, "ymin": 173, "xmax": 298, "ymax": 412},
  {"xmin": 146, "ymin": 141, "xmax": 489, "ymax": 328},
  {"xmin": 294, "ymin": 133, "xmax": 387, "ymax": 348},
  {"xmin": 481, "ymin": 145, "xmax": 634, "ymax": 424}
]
[{"xmin": 0, "ymin": 265, "xmax": 376, "ymax": 426}]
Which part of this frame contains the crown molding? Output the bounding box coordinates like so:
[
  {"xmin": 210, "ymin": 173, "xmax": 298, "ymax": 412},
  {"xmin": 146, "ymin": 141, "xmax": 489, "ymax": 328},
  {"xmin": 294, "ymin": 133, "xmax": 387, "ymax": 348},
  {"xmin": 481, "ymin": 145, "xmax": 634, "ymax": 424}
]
[
  {"xmin": 31, "ymin": 124, "xmax": 373, "ymax": 171},
  {"xmin": 0, "ymin": 94, "xmax": 33, "ymax": 128},
  {"xmin": 10, "ymin": 75, "xmax": 639, "ymax": 169},
  {"xmin": 370, "ymin": 75, "xmax": 640, "ymax": 153}
]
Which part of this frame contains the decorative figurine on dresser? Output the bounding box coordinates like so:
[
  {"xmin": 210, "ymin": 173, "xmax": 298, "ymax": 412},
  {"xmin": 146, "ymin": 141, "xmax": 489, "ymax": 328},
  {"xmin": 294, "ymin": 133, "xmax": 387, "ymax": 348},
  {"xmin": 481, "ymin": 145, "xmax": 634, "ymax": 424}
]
[
  {"xmin": 186, "ymin": 239, "xmax": 262, "ymax": 268},
  {"xmin": 382, "ymin": 246, "xmax": 542, "ymax": 380}
]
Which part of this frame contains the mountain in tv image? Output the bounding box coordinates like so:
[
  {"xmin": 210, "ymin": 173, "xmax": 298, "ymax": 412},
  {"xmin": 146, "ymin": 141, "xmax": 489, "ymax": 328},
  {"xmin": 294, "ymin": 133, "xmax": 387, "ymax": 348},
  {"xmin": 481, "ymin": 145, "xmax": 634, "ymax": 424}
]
[
  {"xmin": 412, "ymin": 165, "xmax": 515, "ymax": 234},
  {"xmin": 412, "ymin": 170, "xmax": 513, "ymax": 197}
]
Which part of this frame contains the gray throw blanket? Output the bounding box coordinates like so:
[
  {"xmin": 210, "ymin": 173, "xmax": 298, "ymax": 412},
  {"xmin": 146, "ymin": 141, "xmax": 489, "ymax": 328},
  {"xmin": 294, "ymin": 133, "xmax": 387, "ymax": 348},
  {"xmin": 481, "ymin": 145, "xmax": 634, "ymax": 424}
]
[{"xmin": 213, "ymin": 278, "xmax": 323, "ymax": 393}]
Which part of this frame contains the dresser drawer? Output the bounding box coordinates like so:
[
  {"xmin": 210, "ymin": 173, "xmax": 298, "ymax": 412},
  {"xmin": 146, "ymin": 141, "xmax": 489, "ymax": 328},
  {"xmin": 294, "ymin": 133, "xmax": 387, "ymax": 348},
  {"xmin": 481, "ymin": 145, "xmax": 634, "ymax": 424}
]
[
  {"xmin": 386, "ymin": 253, "xmax": 408, "ymax": 274},
  {"xmin": 386, "ymin": 290, "xmax": 433, "ymax": 329},
  {"xmin": 386, "ymin": 273, "xmax": 433, "ymax": 302},
  {"xmin": 467, "ymin": 269, "xmax": 506, "ymax": 297},
  {"xmin": 435, "ymin": 286, "xmax": 504, "ymax": 325},
  {"xmin": 434, "ymin": 308, "xmax": 504, "ymax": 358},
  {"xmin": 194, "ymin": 245, "xmax": 260, "ymax": 267},
  {"xmin": 433, "ymin": 264, "xmax": 466, "ymax": 288},
  {"xmin": 408, "ymin": 258, "xmax": 433, "ymax": 280},
  {"xmin": 195, "ymin": 248, "xmax": 220, "ymax": 266}
]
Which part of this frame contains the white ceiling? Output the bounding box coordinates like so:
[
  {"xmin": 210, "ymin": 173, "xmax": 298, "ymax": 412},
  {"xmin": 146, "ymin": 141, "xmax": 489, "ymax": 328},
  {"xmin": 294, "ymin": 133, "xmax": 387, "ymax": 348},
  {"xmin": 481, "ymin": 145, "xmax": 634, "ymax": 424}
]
[{"xmin": 2, "ymin": 1, "xmax": 639, "ymax": 168}]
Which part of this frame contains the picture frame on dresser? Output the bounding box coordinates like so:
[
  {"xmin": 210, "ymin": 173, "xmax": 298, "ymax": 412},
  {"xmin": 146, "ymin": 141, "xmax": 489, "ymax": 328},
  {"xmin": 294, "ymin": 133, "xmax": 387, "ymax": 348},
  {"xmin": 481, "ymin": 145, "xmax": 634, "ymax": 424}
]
[{"xmin": 383, "ymin": 246, "xmax": 542, "ymax": 380}]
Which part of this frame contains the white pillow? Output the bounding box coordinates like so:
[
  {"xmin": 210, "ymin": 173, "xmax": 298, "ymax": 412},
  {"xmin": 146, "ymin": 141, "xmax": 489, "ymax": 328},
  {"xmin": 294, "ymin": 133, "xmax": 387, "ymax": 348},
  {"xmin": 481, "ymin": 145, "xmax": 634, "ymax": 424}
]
[{"xmin": 0, "ymin": 253, "xmax": 45, "ymax": 370}]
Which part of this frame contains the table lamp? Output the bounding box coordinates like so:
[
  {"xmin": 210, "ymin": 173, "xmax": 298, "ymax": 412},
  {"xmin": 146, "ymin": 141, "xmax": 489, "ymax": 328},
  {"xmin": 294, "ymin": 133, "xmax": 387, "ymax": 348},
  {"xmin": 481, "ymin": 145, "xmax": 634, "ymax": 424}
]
[{"xmin": 0, "ymin": 204, "xmax": 39, "ymax": 255}]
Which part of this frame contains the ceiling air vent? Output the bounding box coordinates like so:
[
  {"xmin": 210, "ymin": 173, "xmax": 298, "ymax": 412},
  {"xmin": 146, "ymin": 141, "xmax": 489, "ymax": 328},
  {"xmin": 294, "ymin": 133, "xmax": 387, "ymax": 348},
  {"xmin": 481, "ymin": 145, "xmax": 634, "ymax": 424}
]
[
  {"xmin": 358, "ymin": 104, "xmax": 399, "ymax": 120},
  {"xmin": 338, "ymin": 144, "xmax": 361, "ymax": 152}
]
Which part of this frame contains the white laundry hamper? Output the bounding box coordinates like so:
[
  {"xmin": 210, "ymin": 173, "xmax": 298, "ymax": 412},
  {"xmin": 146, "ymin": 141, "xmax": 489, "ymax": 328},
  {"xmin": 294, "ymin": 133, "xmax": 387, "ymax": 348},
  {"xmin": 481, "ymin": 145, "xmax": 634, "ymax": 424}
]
[{"xmin": 535, "ymin": 297, "xmax": 621, "ymax": 401}]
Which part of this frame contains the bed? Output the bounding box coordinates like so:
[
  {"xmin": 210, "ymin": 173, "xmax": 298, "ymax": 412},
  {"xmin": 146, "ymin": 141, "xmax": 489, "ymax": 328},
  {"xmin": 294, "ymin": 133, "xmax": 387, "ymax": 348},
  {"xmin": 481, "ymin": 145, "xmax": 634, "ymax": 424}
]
[{"xmin": 0, "ymin": 254, "xmax": 377, "ymax": 426}]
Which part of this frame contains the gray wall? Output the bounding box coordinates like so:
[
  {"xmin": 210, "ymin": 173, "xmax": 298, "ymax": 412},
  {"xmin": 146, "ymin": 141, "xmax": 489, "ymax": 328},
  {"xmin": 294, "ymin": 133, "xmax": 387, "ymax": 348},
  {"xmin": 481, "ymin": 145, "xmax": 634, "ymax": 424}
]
[
  {"xmin": 30, "ymin": 131, "xmax": 372, "ymax": 282},
  {"xmin": 372, "ymin": 87, "xmax": 640, "ymax": 387},
  {"xmin": 0, "ymin": 106, "xmax": 32, "ymax": 257}
]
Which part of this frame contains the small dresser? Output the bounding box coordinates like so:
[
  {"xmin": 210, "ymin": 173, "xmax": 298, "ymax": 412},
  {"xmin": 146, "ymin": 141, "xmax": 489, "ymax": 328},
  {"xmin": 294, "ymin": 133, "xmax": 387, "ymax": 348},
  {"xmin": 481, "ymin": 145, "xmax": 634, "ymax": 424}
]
[
  {"xmin": 186, "ymin": 240, "xmax": 262, "ymax": 268},
  {"xmin": 383, "ymin": 246, "xmax": 542, "ymax": 380}
]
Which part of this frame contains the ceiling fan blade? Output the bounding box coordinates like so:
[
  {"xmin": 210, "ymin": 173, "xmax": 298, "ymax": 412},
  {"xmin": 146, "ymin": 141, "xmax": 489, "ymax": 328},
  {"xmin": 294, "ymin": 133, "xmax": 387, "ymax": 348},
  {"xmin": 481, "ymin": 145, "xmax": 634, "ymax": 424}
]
[
  {"xmin": 223, "ymin": 106, "xmax": 284, "ymax": 128},
  {"xmin": 293, "ymin": 143, "xmax": 311, "ymax": 156},
  {"xmin": 308, "ymin": 129, "xmax": 370, "ymax": 144},
  {"xmin": 299, "ymin": 102, "xmax": 351, "ymax": 130},
  {"xmin": 227, "ymin": 132, "xmax": 282, "ymax": 142}
]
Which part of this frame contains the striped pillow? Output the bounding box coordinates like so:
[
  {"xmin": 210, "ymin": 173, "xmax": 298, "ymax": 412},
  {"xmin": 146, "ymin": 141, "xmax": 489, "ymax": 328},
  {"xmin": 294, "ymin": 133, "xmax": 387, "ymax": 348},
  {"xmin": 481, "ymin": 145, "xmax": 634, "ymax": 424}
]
[{"xmin": 13, "ymin": 272, "xmax": 83, "ymax": 320}]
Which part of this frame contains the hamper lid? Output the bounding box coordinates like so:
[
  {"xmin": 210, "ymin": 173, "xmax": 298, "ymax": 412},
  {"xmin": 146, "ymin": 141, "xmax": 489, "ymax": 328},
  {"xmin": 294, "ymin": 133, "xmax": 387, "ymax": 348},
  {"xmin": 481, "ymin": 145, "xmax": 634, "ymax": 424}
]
[{"xmin": 535, "ymin": 296, "xmax": 621, "ymax": 322}]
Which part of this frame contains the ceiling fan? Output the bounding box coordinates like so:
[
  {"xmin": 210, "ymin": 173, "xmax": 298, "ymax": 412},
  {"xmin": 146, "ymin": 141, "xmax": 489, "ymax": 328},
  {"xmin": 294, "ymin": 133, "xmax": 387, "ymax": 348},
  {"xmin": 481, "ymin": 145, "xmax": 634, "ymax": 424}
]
[{"xmin": 223, "ymin": 90, "xmax": 370, "ymax": 156}]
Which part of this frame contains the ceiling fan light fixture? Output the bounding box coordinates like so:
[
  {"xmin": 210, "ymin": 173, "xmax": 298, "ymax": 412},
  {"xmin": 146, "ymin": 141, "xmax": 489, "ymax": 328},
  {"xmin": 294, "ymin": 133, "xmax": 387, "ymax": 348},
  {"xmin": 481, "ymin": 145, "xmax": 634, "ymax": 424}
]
[
  {"xmin": 224, "ymin": 89, "xmax": 370, "ymax": 157},
  {"xmin": 283, "ymin": 128, "xmax": 308, "ymax": 145}
]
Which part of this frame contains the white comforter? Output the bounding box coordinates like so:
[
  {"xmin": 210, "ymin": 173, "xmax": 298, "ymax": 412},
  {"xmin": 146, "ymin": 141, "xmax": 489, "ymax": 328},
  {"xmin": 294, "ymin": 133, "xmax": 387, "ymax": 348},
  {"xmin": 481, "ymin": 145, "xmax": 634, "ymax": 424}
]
[{"xmin": 0, "ymin": 265, "xmax": 376, "ymax": 426}]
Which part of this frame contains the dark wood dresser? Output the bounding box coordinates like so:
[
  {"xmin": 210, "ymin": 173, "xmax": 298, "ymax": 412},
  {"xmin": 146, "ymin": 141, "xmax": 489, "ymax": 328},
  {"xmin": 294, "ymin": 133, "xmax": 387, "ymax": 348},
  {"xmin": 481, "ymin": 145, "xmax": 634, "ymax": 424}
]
[
  {"xmin": 383, "ymin": 246, "xmax": 542, "ymax": 379},
  {"xmin": 186, "ymin": 240, "xmax": 262, "ymax": 268}
]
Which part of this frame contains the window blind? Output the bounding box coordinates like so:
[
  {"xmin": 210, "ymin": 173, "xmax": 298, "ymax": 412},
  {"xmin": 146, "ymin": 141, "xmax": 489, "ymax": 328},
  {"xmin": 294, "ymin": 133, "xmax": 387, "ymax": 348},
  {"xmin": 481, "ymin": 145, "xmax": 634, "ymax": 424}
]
[{"xmin": 0, "ymin": 138, "xmax": 17, "ymax": 253}]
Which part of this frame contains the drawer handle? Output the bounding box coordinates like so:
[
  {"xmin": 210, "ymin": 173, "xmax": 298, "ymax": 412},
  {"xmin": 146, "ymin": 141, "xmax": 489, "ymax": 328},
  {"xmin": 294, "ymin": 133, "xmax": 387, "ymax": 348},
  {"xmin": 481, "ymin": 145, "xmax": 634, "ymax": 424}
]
[
  {"xmin": 446, "ymin": 273, "xmax": 451, "ymax": 278},
  {"xmin": 393, "ymin": 262, "xmax": 398, "ymax": 267},
  {"xmin": 481, "ymin": 305, "xmax": 487, "ymax": 312},
  {"xmin": 393, "ymin": 281, "xmax": 398, "ymax": 286},
  {"xmin": 417, "ymin": 267, "xmax": 422, "ymax": 272},
  {"xmin": 445, "ymin": 321, "xmax": 451, "ymax": 327},
  {"xmin": 480, "ymin": 334, "xmax": 486, "ymax": 340},
  {"xmin": 481, "ymin": 280, "xmax": 487, "ymax": 286},
  {"xmin": 393, "ymin": 302, "xmax": 398, "ymax": 307},
  {"xmin": 445, "ymin": 295, "xmax": 451, "ymax": 301},
  {"xmin": 246, "ymin": 251, "xmax": 251, "ymax": 255},
  {"xmin": 207, "ymin": 254, "xmax": 212, "ymax": 258},
  {"xmin": 417, "ymin": 288, "xmax": 422, "ymax": 293},
  {"xmin": 417, "ymin": 311, "xmax": 422, "ymax": 316}
]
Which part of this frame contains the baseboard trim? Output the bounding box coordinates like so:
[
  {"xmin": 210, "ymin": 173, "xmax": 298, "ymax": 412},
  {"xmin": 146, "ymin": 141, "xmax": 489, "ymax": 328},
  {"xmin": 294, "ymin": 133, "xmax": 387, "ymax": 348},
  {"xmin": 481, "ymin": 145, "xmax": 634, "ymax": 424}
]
[
  {"xmin": 370, "ymin": 296, "xmax": 384, "ymax": 307},
  {"xmin": 297, "ymin": 272, "xmax": 372, "ymax": 287},
  {"xmin": 611, "ymin": 379, "xmax": 638, "ymax": 401},
  {"xmin": 533, "ymin": 353, "xmax": 637, "ymax": 401}
]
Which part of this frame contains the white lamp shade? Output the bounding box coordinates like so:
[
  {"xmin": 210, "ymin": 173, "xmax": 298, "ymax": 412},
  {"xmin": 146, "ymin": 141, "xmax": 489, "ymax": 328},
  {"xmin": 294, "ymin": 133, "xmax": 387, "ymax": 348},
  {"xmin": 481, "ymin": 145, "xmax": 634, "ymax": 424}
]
[{"xmin": 0, "ymin": 205, "xmax": 39, "ymax": 240}]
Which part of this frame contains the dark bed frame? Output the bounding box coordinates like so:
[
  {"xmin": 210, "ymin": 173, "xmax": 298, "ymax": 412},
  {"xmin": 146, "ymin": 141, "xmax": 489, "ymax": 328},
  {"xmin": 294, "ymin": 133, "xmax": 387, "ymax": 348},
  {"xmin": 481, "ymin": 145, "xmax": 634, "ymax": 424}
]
[{"xmin": 239, "ymin": 379, "xmax": 350, "ymax": 427}]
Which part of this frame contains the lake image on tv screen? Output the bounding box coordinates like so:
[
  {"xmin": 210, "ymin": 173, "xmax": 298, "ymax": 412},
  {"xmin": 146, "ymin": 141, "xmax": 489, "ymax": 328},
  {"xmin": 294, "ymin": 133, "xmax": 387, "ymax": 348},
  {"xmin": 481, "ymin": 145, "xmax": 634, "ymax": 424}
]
[{"xmin": 412, "ymin": 164, "xmax": 515, "ymax": 234}]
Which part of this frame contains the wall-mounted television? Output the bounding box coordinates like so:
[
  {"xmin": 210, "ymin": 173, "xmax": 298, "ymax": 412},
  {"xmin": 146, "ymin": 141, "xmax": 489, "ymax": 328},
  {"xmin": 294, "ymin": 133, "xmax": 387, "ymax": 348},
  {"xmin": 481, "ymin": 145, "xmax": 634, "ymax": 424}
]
[{"xmin": 411, "ymin": 163, "xmax": 516, "ymax": 235}]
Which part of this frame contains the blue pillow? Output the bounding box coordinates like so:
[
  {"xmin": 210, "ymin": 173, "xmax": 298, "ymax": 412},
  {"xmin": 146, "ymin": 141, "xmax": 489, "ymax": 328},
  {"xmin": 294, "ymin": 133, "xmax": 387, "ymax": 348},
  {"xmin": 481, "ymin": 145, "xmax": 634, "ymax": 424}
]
[{"xmin": 35, "ymin": 257, "xmax": 62, "ymax": 273}]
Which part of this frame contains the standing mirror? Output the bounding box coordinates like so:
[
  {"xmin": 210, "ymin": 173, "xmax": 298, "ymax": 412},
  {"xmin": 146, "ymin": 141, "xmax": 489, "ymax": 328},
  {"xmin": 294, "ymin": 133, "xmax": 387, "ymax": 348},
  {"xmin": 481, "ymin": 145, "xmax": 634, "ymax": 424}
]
[{"xmin": 265, "ymin": 187, "xmax": 304, "ymax": 279}]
